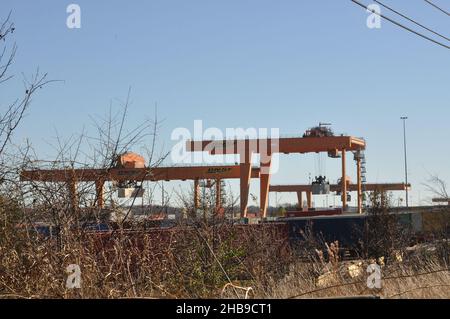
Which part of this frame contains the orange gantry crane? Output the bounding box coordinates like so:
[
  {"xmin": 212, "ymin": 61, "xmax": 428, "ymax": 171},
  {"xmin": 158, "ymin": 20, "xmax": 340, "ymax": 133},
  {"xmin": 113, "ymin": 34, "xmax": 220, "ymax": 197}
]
[
  {"xmin": 269, "ymin": 183, "xmax": 411, "ymax": 212},
  {"xmin": 187, "ymin": 135, "xmax": 366, "ymax": 218},
  {"xmin": 20, "ymin": 153, "xmax": 260, "ymax": 211}
]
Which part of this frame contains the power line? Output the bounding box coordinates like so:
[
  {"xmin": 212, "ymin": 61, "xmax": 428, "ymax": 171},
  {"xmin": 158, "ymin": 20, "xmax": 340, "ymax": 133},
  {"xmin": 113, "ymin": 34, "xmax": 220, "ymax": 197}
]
[
  {"xmin": 424, "ymin": 0, "xmax": 450, "ymax": 16},
  {"xmin": 374, "ymin": 0, "xmax": 450, "ymax": 42},
  {"xmin": 351, "ymin": 0, "xmax": 450, "ymax": 50}
]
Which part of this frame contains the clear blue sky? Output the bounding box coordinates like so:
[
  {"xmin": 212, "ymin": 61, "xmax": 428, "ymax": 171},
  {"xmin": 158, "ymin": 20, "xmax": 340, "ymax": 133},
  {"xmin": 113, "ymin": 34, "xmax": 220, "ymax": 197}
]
[{"xmin": 3, "ymin": 0, "xmax": 450, "ymax": 207}]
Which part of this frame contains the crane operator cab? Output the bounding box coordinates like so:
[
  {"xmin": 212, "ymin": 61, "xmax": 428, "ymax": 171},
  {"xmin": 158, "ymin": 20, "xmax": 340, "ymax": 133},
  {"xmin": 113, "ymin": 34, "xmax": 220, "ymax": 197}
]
[
  {"xmin": 303, "ymin": 123, "xmax": 334, "ymax": 138},
  {"xmin": 116, "ymin": 152, "xmax": 146, "ymax": 198}
]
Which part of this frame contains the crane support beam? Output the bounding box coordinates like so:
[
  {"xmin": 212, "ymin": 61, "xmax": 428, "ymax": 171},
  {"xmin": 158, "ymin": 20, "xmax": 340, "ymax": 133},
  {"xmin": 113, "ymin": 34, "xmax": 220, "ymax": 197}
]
[
  {"xmin": 20, "ymin": 165, "xmax": 260, "ymax": 183},
  {"xmin": 187, "ymin": 136, "xmax": 366, "ymax": 155},
  {"xmin": 270, "ymin": 183, "xmax": 411, "ymax": 193},
  {"xmin": 21, "ymin": 165, "xmax": 260, "ymax": 210},
  {"xmin": 271, "ymin": 182, "xmax": 410, "ymax": 211}
]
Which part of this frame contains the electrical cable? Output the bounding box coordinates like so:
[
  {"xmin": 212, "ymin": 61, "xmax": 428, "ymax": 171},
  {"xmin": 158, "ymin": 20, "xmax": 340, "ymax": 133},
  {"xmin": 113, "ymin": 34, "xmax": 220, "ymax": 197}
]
[
  {"xmin": 374, "ymin": 0, "xmax": 450, "ymax": 42},
  {"xmin": 424, "ymin": 0, "xmax": 450, "ymax": 16},
  {"xmin": 351, "ymin": 0, "xmax": 450, "ymax": 50}
]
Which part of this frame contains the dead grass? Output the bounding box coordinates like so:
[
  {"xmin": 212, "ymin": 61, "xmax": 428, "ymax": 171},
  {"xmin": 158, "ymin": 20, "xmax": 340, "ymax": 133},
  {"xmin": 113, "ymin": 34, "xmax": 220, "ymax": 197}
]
[
  {"xmin": 2, "ymin": 223, "xmax": 448, "ymax": 299},
  {"xmin": 264, "ymin": 244, "xmax": 450, "ymax": 299},
  {"xmin": 0, "ymin": 218, "xmax": 290, "ymax": 299}
]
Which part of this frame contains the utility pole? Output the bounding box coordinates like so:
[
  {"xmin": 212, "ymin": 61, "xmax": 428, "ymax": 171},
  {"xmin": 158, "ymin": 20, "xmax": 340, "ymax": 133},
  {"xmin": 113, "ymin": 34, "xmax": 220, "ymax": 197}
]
[{"xmin": 400, "ymin": 116, "xmax": 409, "ymax": 208}]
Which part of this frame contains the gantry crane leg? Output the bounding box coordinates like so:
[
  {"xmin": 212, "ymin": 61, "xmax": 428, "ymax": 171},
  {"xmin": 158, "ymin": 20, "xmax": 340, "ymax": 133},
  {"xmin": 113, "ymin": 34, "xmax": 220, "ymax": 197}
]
[
  {"xmin": 260, "ymin": 153, "xmax": 272, "ymax": 218},
  {"xmin": 307, "ymin": 191, "xmax": 312, "ymax": 209},
  {"xmin": 297, "ymin": 191, "xmax": 303, "ymax": 210},
  {"xmin": 68, "ymin": 176, "xmax": 78, "ymax": 210},
  {"xmin": 215, "ymin": 179, "xmax": 221, "ymax": 210},
  {"xmin": 240, "ymin": 150, "xmax": 253, "ymax": 218},
  {"xmin": 341, "ymin": 149, "xmax": 347, "ymax": 210},
  {"xmin": 95, "ymin": 180, "xmax": 104, "ymax": 208},
  {"xmin": 194, "ymin": 179, "xmax": 200, "ymax": 209}
]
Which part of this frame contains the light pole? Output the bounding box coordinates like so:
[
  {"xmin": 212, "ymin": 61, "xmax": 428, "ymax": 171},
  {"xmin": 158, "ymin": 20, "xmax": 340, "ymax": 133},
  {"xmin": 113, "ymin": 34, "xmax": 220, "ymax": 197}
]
[{"xmin": 400, "ymin": 116, "xmax": 409, "ymax": 208}]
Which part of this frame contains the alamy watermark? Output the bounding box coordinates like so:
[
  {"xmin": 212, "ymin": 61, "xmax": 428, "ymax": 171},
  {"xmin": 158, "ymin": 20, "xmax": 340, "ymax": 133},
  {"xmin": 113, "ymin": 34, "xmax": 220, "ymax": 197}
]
[
  {"xmin": 171, "ymin": 120, "xmax": 280, "ymax": 174},
  {"xmin": 367, "ymin": 263, "xmax": 382, "ymax": 289},
  {"xmin": 66, "ymin": 264, "xmax": 81, "ymax": 289},
  {"xmin": 66, "ymin": 4, "xmax": 81, "ymax": 29},
  {"xmin": 366, "ymin": 4, "xmax": 382, "ymax": 29}
]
